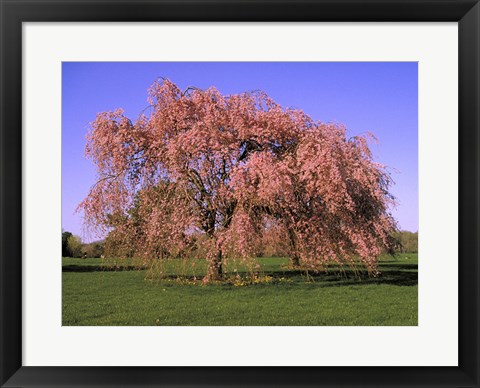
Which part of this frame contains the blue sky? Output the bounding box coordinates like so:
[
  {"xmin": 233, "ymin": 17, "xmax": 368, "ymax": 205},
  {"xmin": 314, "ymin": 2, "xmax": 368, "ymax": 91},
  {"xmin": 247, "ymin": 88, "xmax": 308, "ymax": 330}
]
[{"xmin": 62, "ymin": 62, "xmax": 418, "ymax": 241}]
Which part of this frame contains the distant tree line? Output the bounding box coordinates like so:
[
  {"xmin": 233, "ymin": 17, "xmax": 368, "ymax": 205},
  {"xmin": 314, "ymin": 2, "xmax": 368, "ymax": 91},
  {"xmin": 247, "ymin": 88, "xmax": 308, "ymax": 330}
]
[
  {"xmin": 97, "ymin": 227, "xmax": 418, "ymax": 260},
  {"xmin": 259, "ymin": 230, "xmax": 418, "ymax": 256},
  {"xmin": 391, "ymin": 230, "xmax": 418, "ymax": 253},
  {"xmin": 62, "ymin": 230, "xmax": 105, "ymax": 258},
  {"xmin": 63, "ymin": 229, "xmax": 417, "ymax": 259}
]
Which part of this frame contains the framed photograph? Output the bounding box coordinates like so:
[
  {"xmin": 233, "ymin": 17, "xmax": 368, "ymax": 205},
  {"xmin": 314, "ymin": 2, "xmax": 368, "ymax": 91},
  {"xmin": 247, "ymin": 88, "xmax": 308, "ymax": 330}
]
[{"xmin": 1, "ymin": 0, "xmax": 479, "ymax": 387}]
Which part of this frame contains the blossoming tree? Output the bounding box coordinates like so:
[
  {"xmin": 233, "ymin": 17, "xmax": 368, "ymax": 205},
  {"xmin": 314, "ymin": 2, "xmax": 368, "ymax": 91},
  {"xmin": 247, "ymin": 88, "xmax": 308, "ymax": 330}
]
[{"xmin": 79, "ymin": 79, "xmax": 397, "ymax": 281}]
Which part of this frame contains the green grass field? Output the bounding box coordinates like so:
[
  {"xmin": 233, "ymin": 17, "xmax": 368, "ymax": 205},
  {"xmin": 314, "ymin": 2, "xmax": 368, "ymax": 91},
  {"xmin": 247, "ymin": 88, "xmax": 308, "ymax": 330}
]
[{"xmin": 62, "ymin": 254, "xmax": 417, "ymax": 326}]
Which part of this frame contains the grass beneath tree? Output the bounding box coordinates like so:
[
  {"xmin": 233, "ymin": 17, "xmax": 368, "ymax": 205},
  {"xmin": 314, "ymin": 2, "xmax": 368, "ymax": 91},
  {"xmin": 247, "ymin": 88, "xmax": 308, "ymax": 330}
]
[{"xmin": 62, "ymin": 254, "xmax": 417, "ymax": 326}]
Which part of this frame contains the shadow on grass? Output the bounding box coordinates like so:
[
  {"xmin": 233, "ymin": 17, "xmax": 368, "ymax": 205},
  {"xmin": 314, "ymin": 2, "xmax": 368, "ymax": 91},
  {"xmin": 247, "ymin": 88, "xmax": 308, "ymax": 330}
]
[
  {"xmin": 62, "ymin": 263, "xmax": 417, "ymax": 287},
  {"xmin": 62, "ymin": 265, "xmax": 147, "ymax": 272},
  {"xmin": 377, "ymin": 264, "xmax": 418, "ymax": 271},
  {"xmin": 148, "ymin": 269, "xmax": 417, "ymax": 287},
  {"xmin": 318, "ymin": 270, "xmax": 418, "ymax": 287},
  {"xmin": 257, "ymin": 267, "xmax": 417, "ymax": 287}
]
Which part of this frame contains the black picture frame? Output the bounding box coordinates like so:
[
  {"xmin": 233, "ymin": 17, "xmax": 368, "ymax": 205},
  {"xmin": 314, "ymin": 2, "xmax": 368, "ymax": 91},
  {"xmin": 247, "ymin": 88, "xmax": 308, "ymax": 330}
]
[{"xmin": 1, "ymin": 0, "xmax": 479, "ymax": 387}]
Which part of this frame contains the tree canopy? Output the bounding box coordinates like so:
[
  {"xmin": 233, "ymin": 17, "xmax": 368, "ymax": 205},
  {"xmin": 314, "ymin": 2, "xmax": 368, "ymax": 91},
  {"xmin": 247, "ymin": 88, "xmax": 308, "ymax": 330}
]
[{"xmin": 79, "ymin": 79, "xmax": 397, "ymax": 281}]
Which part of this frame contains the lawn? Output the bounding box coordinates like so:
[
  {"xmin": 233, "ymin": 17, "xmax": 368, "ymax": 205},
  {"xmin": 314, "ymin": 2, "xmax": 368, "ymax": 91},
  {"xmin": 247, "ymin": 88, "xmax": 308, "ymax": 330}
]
[{"xmin": 62, "ymin": 254, "xmax": 417, "ymax": 326}]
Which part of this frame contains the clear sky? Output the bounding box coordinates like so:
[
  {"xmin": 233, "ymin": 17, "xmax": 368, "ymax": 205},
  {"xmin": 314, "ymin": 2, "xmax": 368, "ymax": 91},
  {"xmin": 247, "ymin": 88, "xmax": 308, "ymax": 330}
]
[{"xmin": 62, "ymin": 62, "xmax": 418, "ymax": 242}]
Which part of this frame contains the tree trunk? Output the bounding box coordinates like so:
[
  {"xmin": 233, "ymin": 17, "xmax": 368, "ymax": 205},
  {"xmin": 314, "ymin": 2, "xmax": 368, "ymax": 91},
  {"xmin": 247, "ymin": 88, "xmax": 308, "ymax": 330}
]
[
  {"xmin": 291, "ymin": 253, "xmax": 300, "ymax": 267},
  {"xmin": 287, "ymin": 227, "xmax": 301, "ymax": 267},
  {"xmin": 207, "ymin": 249, "xmax": 223, "ymax": 280}
]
